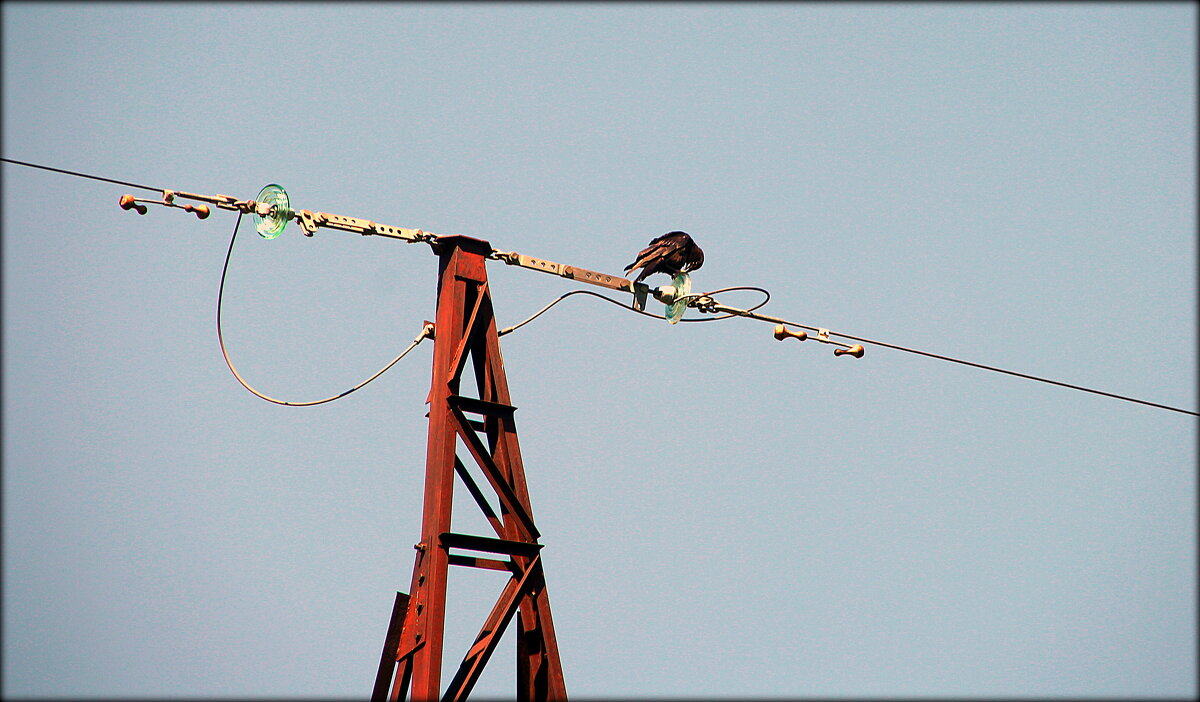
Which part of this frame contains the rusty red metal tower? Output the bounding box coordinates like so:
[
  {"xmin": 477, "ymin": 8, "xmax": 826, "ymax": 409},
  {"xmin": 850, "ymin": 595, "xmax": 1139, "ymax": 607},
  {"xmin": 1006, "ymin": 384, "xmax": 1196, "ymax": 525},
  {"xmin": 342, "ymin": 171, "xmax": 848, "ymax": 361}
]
[{"xmin": 372, "ymin": 235, "xmax": 567, "ymax": 702}]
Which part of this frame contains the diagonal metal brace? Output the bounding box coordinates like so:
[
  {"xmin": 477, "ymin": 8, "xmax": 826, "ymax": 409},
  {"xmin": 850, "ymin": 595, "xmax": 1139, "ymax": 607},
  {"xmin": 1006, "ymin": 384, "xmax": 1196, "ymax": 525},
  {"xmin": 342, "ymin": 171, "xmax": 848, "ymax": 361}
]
[
  {"xmin": 442, "ymin": 555, "xmax": 544, "ymax": 701},
  {"xmin": 449, "ymin": 406, "xmax": 541, "ymax": 540}
]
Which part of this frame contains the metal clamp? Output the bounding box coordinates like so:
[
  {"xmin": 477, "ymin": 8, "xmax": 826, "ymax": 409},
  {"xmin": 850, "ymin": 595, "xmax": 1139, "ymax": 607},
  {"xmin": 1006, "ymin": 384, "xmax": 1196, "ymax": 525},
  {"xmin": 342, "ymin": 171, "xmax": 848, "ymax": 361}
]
[
  {"xmin": 489, "ymin": 249, "xmax": 520, "ymax": 265},
  {"xmin": 691, "ymin": 295, "xmax": 718, "ymax": 313},
  {"xmin": 296, "ymin": 209, "xmax": 320, "ymax": 236}
]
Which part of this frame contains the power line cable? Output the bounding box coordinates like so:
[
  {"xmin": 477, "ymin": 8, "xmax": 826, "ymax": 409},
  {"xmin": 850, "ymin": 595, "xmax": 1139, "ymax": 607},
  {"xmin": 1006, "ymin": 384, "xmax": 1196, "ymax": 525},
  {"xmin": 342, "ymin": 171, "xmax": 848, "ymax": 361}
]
[
  {"xmin": 816, "ymin": 328, "xmax": 1190, "ymax": 415},
  {"xmin": 5, "ymin": 155, "xmax": 1195, "ymax": 416},
  {"xmin": 500, "ymin": 288, "xmax": 1199, "ymax": 417},
  {"xmin": 2, "ymin": 157, "xmax": 161, "ymax": 192},
  {"xmin": 777, "ymin": 319, "xmax": 1198, "ymax": 417}
]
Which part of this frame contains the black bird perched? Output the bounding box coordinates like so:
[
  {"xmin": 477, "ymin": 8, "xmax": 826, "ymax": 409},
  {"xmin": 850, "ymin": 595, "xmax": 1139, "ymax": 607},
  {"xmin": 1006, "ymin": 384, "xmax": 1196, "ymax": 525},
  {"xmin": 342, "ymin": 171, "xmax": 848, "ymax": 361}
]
[{"xmin": 623, "ymin": 231, "xmax": 704, "ymax": 283}]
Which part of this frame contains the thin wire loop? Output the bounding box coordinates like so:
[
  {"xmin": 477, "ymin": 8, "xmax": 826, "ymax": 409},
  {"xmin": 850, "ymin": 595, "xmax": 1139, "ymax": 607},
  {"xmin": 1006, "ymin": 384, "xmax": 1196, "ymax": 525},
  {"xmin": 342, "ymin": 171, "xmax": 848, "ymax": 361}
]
[
  {"xmin": 673, "ymin": 285, "xmax": 771, "ymax": 319},
  {"xmin": 498, "ymin": 285, "xmax": 770, "ymax": 336},
  {"xmin": 217, "ymin": 211, "xmax": 431, "ymax": 406}
]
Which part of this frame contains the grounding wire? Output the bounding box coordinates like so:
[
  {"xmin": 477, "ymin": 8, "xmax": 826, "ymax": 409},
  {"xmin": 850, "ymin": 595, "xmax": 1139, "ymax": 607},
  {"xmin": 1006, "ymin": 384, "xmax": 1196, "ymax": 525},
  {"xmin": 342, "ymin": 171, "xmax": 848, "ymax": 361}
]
[{"xmin": 217, "ymin": 211, "xmax": 432, "ymax": 406}]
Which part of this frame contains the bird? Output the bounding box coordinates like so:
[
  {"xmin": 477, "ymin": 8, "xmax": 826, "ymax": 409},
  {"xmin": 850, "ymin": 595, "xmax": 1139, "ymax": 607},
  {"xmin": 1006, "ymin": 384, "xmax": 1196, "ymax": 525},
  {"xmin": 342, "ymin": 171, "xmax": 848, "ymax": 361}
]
[{"xmin": 623, "ymin": 231, "xmax": 704, "ymax": 283}]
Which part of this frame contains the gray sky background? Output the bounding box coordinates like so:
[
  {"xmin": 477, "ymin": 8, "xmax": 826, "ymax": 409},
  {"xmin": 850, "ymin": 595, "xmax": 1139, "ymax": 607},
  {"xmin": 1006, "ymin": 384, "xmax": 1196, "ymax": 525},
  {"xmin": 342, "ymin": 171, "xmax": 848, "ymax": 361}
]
[{"xmin": 3, "ymin": 3, "xmax": 1196, "ymax": 699}]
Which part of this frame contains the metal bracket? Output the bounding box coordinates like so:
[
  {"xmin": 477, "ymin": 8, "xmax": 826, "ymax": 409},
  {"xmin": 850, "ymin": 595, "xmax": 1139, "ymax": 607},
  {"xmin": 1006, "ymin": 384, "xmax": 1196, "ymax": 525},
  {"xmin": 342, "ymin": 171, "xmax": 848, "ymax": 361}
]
[
  {"xmin": 632, "ymin": 283, "xmax": 649, "ymax": 311},
  {"xmin": 297, "ymin": 209, "xmax": 320, "ymax": 237}
]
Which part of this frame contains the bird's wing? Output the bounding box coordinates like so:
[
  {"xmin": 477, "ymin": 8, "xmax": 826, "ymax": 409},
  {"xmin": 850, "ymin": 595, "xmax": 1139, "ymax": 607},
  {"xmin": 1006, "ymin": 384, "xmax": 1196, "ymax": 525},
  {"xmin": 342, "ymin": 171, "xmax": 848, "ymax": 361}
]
[
  {"xmin": 624, "ymin": 232, "xmax": 698, "ymax": 279},
  {"xmin": 624, "ymin": 238, "xmax": 676, "ymax": 272}
]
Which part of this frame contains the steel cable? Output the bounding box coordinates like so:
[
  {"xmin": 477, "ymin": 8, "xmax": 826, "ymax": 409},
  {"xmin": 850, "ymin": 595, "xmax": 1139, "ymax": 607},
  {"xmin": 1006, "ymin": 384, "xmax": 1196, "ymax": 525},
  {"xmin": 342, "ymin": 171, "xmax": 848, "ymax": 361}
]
[
  {"xmin": 6, "ymin": 156, "xmax": 1194, "ymax": 416},
  {"xmin": 2, "ymin": 157, "xmax": 161, "ymax": 192},
  {"xmin": 500, "ymin": 284, "xmax": 1197, "ymax": 416}
]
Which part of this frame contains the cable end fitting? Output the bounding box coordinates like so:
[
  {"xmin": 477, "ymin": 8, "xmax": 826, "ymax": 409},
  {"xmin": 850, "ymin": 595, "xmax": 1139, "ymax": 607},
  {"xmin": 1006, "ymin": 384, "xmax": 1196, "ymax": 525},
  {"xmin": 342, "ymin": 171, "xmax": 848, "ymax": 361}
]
[
  {"xmin": 773, "ymin": 324, "xmax": 808, "ymax": 342},
  {"xmin": 118, "ymin": 194, "xmax": 148, "ymax": 215}
]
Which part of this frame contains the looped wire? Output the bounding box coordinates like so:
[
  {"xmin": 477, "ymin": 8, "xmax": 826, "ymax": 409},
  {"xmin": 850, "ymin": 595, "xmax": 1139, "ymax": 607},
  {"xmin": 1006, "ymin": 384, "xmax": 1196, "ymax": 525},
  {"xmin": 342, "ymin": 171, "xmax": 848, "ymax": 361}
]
[
  {"xmin": 217, "ymin": 211, "xmax": 432, "ymax": 406},
  {"xmin": 499, "ymin": 285, "xmax": 770, "ymax": 336}
]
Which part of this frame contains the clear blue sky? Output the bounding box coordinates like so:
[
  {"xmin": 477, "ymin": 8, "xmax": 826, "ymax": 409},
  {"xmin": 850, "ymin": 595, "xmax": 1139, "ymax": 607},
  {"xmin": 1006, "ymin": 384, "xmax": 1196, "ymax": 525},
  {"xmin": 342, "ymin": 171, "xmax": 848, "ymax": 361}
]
[{"xmin": 3, "ymin": 3, "xmax": 1195, "ymax": 698}]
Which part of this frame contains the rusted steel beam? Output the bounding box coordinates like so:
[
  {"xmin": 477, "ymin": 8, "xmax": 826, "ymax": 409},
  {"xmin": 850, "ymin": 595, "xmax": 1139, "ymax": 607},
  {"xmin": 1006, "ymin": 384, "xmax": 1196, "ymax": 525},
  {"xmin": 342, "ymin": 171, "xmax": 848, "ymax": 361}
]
[
  {"xmin": 515, "ymin": 561, "xmax": 564, "ymax": 701},
  {"xmin": 372, "ymin": 592, "xmax": 411, "ymax": 702},
  {"xmin": 405, "ymin": 245, "xmax": 473, "ymax": 699},
  {"xmin": 448, "ymin": 282, "xmax": 490, "ymax": 383},
  {"xmin": 448, "ymin": 394, "xmax": 516, "ymax": 417},
  {"xmin": 440, "ymin": 532, "xmax": 543, "ymax": 558},
  {"xmin": 447, "ymin": 555, "xmax": 516, "ymax": 573}
]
